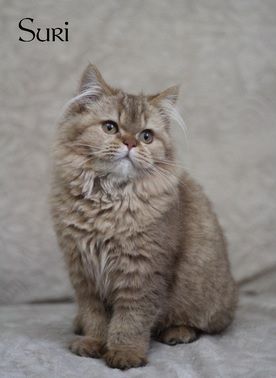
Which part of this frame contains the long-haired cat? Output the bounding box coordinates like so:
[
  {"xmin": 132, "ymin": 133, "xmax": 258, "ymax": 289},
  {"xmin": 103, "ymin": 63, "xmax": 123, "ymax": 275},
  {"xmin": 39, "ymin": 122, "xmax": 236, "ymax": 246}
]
[{"xmin": 50, "ymin": 64, "xmax": 237, "ymax": 370}]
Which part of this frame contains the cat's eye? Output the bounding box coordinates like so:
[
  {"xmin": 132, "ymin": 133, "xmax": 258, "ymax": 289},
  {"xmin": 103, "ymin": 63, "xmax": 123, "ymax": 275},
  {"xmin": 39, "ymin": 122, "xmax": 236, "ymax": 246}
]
[
  {"xmin": 139, "ymin": 129, "xmax": 154, "ymax": 144},
  {"xmin": 102, "ymin": 120, "xmax": 119, "ymax": 135}
]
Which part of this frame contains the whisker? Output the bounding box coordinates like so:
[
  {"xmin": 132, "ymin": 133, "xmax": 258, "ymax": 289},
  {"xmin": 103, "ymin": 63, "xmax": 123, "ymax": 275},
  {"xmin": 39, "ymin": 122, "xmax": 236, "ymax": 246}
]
[
  {"xmin": 56, "ymin": 151, "xmax": 103, "ymax": 168},
  {"xmin": 153, "ymin": 158, "xmax": 196, "ymax": 175},
  {"xmin": 154, "ymin": 158, "xmax": 188, "ymax": 169},
  {"xmin": 65, "ymin": 143, "xmax": 103, "ymax": 151},
  {"xmin": 142, "ymin": 161, "xmax": 179, "ymax": 195}
]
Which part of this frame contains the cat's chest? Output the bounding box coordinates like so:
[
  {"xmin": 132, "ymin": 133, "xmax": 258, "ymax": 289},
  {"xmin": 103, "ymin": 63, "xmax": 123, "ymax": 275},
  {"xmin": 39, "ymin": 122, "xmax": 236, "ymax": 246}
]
[
  {"xmin": 74, "ymin": 191, "xmax": 152, "ymax": 238},
  {"xmin": 81, "ymin": 236, "xmax": 113, "ymax": 299},
  {"xmin": 71, "ymin": 194, "xmax": 149, "ymax": 298}
]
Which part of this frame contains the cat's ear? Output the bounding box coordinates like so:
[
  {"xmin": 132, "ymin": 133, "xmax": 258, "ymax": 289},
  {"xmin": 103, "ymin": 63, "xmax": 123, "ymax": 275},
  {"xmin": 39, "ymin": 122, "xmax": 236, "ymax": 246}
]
[
  {"xmin": 148, "ymin": 85, "xmax": 179, "ymax": 108},
  {"xmin": 79, "ymin": 63, "xmax": 116, "ymax": 97},
  {"xmin": 65, "ymin": 64, "xmax": 117, "ymax": 114},
  {"xmin": 65, "ymin": 64, "xmax": 117, "ymax": 113},
  {"xmin": 148, "ymin": 86, "xmax": 185, "ymax": 131}
]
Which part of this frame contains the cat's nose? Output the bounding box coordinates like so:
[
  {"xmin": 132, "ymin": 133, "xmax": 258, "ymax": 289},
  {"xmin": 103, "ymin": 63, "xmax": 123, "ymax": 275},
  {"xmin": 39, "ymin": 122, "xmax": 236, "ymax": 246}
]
[{"xmin": 122, "ymin": 136, "xmax": 137, "ymax": 150}]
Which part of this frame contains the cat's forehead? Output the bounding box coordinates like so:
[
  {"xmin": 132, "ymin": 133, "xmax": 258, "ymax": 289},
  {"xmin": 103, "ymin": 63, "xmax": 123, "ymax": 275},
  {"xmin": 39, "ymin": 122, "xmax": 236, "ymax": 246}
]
[{"xmin": 118, "ymin": 94, "xmax": 149, "ymax": 133}]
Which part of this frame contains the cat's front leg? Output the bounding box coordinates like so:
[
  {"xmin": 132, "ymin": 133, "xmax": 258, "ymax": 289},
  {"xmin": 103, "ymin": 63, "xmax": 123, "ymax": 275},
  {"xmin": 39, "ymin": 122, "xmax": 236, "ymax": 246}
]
[
  {"xmin": 70, "ymin": 294, "xmax": 108, "ymax": 358},
  {"xmin": 104, "ymin": 291, "xmax": 159, "ymax": 369},
  {"xmin": 63, "ymin": 242, "xmax": 108, "ymax": 358}
]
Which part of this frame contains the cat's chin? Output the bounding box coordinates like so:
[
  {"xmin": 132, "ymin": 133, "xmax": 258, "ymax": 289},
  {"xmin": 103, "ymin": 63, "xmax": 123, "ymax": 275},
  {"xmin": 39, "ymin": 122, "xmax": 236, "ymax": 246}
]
[
  {"xmin": 111, "ymin": 157, "xmax": 137, "ymax": 180},
  {"xmin": 94, "ymin": 156, "xmax": 150, "ymax": 184}
]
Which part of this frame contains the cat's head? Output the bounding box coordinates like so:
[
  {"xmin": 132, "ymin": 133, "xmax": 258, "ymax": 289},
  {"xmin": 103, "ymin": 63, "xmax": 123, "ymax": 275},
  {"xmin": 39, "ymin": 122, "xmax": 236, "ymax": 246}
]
[{"xmin": 56, "ymin": 64, "xmax": 184, "ymax": 189}]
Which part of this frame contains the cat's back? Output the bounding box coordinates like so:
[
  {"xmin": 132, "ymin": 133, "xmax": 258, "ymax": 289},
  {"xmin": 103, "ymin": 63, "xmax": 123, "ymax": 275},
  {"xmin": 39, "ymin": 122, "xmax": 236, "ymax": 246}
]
[
  {"xmin": 175, "ymin": 171, "xmax": 228, "ymax": 264},
  {"xmin": 171, "ymin": 172, "xmax": 237, "ymax": 324},
  {"xmin": 177, "ymin": 171, "xmax": 223, "ymax": 235}
]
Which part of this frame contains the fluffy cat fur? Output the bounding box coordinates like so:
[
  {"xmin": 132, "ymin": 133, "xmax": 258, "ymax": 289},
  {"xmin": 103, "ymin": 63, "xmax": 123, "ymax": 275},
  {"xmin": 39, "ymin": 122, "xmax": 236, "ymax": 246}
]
[{"xmin": 50, "ymin": 64, "xmax": 238, "ymax": 370}]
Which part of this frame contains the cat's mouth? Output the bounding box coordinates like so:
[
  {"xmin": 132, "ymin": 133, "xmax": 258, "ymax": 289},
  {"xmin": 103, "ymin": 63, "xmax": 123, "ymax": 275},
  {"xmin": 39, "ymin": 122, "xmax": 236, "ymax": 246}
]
[
  {"xmin": 99, "ymin": 148, "xmax": 150, "ymax": 178},
  {"xmin": 118, "ymin": 155, "xmax": 135, "ymax": 169},
  {"xmin": 114, "ymin": 150, "xmax": 135, "ymax": 165}
]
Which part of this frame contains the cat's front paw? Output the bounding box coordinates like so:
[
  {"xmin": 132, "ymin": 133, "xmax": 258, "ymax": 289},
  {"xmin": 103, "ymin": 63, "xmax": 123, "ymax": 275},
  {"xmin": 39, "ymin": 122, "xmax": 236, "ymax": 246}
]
[
  {"xmin": 104, "ymin": 348, "xmax": 148, "ymax": 370},
  {"xmin": 69, "ymin": 336, "xmax": 104, "ymax": 358}
]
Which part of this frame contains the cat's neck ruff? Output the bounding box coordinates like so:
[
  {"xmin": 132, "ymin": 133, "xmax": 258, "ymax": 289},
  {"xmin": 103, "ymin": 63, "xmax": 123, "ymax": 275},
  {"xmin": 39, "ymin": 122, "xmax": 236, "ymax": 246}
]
[{"xmin": 79, "ymin": 168, "xmax": 180, "ymax": 203}]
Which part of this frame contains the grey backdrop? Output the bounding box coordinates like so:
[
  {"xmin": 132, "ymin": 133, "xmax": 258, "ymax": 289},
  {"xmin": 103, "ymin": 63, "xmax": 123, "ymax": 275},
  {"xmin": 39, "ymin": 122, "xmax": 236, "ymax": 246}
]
[{"xmin": 1, "ymin": 0, "xmax": 276, "ymax": 304}]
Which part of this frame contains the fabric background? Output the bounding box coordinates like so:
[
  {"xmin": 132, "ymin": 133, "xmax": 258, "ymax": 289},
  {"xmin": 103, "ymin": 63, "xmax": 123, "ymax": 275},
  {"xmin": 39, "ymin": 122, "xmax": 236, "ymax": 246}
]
[
  {"xmin": 1, "ymin": 0, "xmax": 276, "ymax": 304},
  {"xmin": 0, "ymin": 293, "xmax": 275, "ymax": 378}
]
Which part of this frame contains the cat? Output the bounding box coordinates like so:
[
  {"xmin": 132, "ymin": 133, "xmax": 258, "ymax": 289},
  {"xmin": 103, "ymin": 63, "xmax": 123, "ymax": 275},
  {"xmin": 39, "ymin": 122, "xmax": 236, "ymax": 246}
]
[{"xmin": 50, "ymin": 64, "xmax": 238, "ymax": 370}]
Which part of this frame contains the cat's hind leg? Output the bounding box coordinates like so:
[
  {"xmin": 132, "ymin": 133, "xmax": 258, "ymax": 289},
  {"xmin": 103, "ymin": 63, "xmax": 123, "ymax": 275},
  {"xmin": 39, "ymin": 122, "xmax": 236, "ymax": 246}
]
[{"xmin": 155, "ymin": 325, "xmax": 199, "ymax": 345}]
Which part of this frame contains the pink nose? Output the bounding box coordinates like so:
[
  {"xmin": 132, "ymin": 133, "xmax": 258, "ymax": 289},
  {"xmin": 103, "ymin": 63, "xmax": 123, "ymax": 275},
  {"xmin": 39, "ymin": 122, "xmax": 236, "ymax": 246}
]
[{"xmin": 123, "ymin": 136, "xmax": 137, "ymax": 150}]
